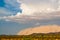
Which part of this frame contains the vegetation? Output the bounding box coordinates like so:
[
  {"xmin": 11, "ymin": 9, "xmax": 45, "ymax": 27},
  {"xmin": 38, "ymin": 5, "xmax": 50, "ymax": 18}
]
[{"xmin": 0, "ymin": 32, "xmax": 60, "ymax": 40}]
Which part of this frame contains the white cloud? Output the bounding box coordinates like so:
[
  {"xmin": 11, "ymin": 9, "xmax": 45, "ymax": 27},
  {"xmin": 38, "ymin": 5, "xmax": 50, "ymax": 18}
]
[
  {"xmin": 0, "ymin": 0, "xmax": 60, "ymax": 24},
  {"xmin": 18, "ymin": 0, "xmax": 60, "ymax": 10},
  {"xmin": 17, "ymin": 0, "xmax": 60, "ymax": 16}
]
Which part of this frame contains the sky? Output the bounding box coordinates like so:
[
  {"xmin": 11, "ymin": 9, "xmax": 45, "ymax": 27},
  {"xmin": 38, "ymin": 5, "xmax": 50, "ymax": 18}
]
[{"xmin": 0, "ymin": 0, "xmax": 60, "ymax": 35}]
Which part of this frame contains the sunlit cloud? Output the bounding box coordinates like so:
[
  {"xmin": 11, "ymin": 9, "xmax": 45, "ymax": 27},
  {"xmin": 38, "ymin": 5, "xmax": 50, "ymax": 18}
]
[{"xmin": 17, "ymin": 25, "xmax": 60, "ymax": 35}]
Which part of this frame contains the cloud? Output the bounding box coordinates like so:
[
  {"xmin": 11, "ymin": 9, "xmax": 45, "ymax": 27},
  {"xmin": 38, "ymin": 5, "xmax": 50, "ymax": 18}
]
[
  {"xmin": 18, "ymin": 0, "xmax": 60, "ymax": 10},
  {"xmin": 0, "ymin": 11, "xmax": 60, "ymax": 26},
  {"xmin": 17, "ymin": 0, "xmax": 60, "ymax": 16},
  {"xmin": 17, "ymin": 25, "xmax": 60, "ymax": 35},
  {"xmin": 0, "ymin": 0, "xmax": 60, "ymax": 24}
]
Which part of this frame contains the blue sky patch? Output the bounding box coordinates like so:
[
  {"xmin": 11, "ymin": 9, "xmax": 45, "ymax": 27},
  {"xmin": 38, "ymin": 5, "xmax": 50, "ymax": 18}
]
[
  {"xmin": 0, "ymin": 0, "xmax": 5, "ymax": 7},
  {"xmin": 0, "ymin": 0, "xmax": 22, "ymax": 16}
]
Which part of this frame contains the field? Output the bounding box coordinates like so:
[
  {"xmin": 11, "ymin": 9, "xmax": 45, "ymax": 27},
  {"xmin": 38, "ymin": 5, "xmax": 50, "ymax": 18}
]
[{"xmin": 0, "ymin": 32, "xmax": 60, "ymax": 40}]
